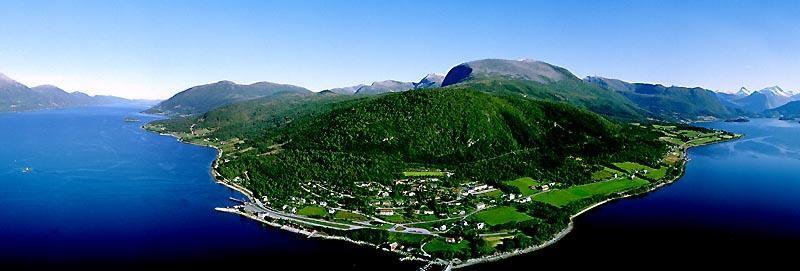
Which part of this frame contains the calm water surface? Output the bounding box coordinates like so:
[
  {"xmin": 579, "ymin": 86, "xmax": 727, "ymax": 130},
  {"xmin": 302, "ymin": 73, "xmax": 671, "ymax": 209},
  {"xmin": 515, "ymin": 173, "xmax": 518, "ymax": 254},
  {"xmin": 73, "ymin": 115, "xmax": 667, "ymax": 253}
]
[
  {"xmin": 0, "ymin": 106, "xmax": 419, "ymax": 270},
  {"xmin": 467, "ymin": 118, "xmax": 800, "ymax": 269}
]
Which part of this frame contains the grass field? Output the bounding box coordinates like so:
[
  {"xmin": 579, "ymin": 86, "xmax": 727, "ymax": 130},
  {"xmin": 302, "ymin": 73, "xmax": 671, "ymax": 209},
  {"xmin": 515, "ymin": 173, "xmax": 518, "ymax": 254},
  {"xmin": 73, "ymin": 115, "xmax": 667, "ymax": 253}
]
[
  {"xmin": 660, "ymin": 136, "xmax": 685, "ymax": 145},
  {"xmin": 483, "ymin": 234, "xmax": 515, "ymax": 247},
  {"xmin": 472, "ymin": 206, "xmax": 533, "ymax": 226},
  {"xmin": 591, "ymin": 167, "xmax": 622, "ymax": 181},
  {"xmin": 389, "ymin": 232, "xmax": 429, "ymax": 245},
  {"xmin": 613, "ymin": 162, "xmax": 667, "ymax": 180},
  {"xmin": 480, "ymin": 189, "xmax": 504, "ymax": 198},
  {"xmin": 423, "ymin": 238, "xmax": 470, "ymax": 254},
  {"xmin": 533, "ymin": 178, "xmax": 649, "ymax": 207},
  {"xmin": 334, "ymin": 210, "xmax": 369, "ymax": 221},
  {"xmin": 297, "ymin": 205, "xmax": 327, "ymax": 218},
  {"xmin": 503, "ymin": 177, "xmax": 540, "ymax": 196},
  {"xmin": 385, "ymin": 214, "xmax": 406, "ymax": 223}
]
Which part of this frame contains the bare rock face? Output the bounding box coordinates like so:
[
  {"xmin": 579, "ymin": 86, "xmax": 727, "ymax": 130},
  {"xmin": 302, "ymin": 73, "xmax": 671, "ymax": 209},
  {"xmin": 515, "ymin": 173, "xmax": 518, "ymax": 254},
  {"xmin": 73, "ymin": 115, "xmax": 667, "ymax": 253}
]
[{"xmin": 442, "ymin": 59, "xmax": 569, "ymax": 87}]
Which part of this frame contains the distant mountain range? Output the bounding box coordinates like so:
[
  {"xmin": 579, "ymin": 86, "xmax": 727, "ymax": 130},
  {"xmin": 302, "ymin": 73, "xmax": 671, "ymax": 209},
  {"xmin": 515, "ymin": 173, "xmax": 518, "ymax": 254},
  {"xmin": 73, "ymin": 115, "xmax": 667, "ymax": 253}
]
[
  {"xmin": 0, "ymin": 72, "xmax": 154, "ymax": 112},
  {"xmin": 584, "ymin": 76, "xmax": 741, "ymax": 120},
  {"xmin": 717, "ymin": 86, "xmax": 800, "ymax": 113},
  {"xmin": 145, "ymin": 57, "xmax": 799, "ymax": 122}
]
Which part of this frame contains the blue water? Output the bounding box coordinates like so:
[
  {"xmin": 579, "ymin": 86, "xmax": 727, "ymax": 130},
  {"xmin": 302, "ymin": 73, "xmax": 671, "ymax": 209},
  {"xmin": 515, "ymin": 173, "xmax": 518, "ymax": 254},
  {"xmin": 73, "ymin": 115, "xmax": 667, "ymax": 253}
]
[
  {"xmin": 467, "ymin": 118, "xmax": 800, "ymax": 268},
  {"xmin": 0, "ymin": 106, "xmax": 418, "ymax": 269}
]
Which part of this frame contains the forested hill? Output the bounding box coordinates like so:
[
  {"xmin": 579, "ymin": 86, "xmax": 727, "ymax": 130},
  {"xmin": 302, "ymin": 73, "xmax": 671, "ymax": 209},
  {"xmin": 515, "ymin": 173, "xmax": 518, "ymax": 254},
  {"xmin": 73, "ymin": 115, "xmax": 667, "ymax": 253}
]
[
  {"xmin": 144, "ymin": 80, "xmax": 312, "ymax": 116},
  {"xmin": 178, "ymin": 88, "xmax": 667, "ymax": 204}
]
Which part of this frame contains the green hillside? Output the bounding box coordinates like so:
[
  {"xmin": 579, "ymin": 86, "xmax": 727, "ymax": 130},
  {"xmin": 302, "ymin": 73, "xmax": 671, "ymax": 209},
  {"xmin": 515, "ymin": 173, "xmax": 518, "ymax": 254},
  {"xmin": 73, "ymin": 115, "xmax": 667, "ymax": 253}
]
[
  {"xmin": 206, "ymin": 88, "xmax": 666, "ymax": 204},
  {"xmin": 146, "ymin": 85, "xmax": 737, "ymax": 261},
  {"xmin": 144, "ymin": 80, "xmax": 312, "ymax": 115},
  {"xmin": 584, "ymin": 76, "xmax": 740, "ymax": 120}
]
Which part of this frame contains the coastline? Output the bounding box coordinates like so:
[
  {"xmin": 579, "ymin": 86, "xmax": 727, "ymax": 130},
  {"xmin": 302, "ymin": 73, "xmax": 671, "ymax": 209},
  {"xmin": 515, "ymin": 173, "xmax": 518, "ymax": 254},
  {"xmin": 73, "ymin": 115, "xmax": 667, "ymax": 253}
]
[
  {"xmin": 146, "ymin": 122, "xmax": 742, "ymax": 270},
  {"xmin": 148, "ymin": 125, "xmax": 434, "ymax": 266}
]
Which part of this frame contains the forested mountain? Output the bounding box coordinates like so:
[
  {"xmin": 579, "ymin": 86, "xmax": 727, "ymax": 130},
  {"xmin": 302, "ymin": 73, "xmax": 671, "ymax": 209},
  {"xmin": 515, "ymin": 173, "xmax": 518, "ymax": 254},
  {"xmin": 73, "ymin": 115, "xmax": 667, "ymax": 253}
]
[
  {"xmin": 150, "ymin": 88, "xmax": 666, "ymax": 204},
  {"xmin": 0, "ymin": 72, "xmax": 144, "ymax": 112},
  {"xmin": 584, "ymin": 76, "xmax": 740, "ymax": 120},
  {"xmin": 144, "ymin": 80, "xmax": 312, "ymax": 115},
  {"xmin": 440, "ymin": 59, "xmax": 644, "ymax": 120}
]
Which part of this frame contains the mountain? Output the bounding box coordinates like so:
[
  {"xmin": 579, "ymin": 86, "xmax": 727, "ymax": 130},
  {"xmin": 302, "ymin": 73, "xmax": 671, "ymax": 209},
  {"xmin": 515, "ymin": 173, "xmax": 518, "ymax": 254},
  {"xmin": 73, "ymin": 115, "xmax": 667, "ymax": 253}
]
[
  {"xmin": 753, "ymin": 86, "xmax": 796, "ymax": 108},
  {"xmin": 735, "ymin": 87, "xmax": 752, "ymax": 97},
  {"xmin": 150, "ymin": 87, "xmax": 666, "ymax": 205},
  {"xmin": 0, "ymin": 72, "xmax": 139, "ymax": 112},
  {"xmin": 732, "ymin": 92, "xmax": 770, "ymax": 113},
  {"xmin": 144, "ymin": 80, "xmax": 313, "ymax": 115},
  {"xmin": 440, "ymin": 59, "xmax": 644, "ymax": 120},
  {"xmin": 765, "ymin": 100, "xmax": 800, "ymax": 118},
  {"xmin": 353, "ymin": 80, "xmax": 415, "ymax": 95},
  {"xmin": 413, "ymin": 73, "xmax": 444, "ymax": 89},
  {"xmin": 326, "ymin": 84, "xmax": 366, "ymax": 95},
  {"xmin": 724, "ymin": 86, "xmax": 798, "ymax": 112},
  {"xmin": 585, "ymin": 76, "xmax": 739, "ymax": 120}
]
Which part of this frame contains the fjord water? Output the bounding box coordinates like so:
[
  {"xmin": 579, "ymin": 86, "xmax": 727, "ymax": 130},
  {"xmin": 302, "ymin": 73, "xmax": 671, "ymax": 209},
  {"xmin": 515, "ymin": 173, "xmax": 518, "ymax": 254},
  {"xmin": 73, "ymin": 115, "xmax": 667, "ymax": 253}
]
[
  {"xmin": 468, "ymin": 118, "xmax": 800, "ymax": 268},
  {"xmin": 0, "ymin": 106, "xmax": 417, "ymax": 269}
]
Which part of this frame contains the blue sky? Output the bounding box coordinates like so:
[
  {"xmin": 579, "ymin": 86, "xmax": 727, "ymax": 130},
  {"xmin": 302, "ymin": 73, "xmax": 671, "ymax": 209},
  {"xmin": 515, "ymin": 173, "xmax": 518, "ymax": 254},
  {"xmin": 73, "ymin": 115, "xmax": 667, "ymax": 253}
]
[{"xmin": 1, "ymin": 0, "xmax": 799, "ymax": 99}]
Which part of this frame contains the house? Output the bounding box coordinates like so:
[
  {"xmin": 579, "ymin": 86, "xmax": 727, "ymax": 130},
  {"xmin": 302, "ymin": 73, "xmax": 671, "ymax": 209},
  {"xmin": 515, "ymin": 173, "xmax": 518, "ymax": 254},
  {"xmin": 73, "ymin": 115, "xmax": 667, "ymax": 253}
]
[
  {"xmin": 423, "ymin": 210, "xmax": 435, "ymax": 215},
  {"xmin": 445, "ymin": 237, "xmax": 457, "ymax": 243},
  {"xmin": 389, "ymin": 242, "xmax": 400, "ymax": 251},
  {"xmin": 540, "ymin": 184, "xmax": 550, "ymax": 191},
  {"xmin": 438, "ymin": 224, "xmax": 447, "ymax": 231},
  {"xmin": 476, "ymin": 203, "xmax": 487, "ymax": 210},
  {"xmin": 477, "ymin": 222, "xmax": 485, "ymax": 230},
  {"xmin": 377, "ymin": 208, "xmax": 395, "ymax": 216}
]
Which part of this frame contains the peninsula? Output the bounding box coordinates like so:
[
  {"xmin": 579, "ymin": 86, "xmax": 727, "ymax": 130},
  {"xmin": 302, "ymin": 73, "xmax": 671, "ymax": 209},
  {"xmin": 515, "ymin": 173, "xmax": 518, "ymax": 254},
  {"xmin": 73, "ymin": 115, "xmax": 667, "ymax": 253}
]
[{"xmin": 143, "ymin": 58, "xmax": 742, "ymax": 268}]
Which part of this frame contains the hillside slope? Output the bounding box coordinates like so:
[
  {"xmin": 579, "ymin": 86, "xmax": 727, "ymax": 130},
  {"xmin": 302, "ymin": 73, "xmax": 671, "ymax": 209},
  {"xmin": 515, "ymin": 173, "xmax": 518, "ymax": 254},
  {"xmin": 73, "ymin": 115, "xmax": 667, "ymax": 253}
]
[
  {"xmin": 145, "ymin": 80, "xmax": 312, "ymax": 115},
  {"xmin": 585, "ymin": 76, "xmax": 740, "ymax": 120},
  {"xmin": 440, "ymin": 59, "xmax": 645, "ymax": 120}
]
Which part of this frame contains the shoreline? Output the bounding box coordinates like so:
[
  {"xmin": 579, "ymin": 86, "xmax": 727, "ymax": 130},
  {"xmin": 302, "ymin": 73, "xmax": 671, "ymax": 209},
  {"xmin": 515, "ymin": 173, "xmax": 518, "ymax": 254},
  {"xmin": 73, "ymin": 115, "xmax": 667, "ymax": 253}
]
[
  {"xmin": 148, "ymin": 126, "xmax": 435, "ymax": 267},
  {"xmin": 146, "ymin": 123, "xmax": 741, "ymax": 270}
]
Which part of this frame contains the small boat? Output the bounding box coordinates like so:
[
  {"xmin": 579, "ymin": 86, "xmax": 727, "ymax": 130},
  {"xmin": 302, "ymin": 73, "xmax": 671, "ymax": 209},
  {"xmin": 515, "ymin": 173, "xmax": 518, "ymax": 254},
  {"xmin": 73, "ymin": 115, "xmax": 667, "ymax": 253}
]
[
  {"xmin": 124, "ymin": 117, "xmax": 141, "ymax": 123},
  {"xmin": 22, "ymin": 167, "xmax": 32, "ymax": 174}
]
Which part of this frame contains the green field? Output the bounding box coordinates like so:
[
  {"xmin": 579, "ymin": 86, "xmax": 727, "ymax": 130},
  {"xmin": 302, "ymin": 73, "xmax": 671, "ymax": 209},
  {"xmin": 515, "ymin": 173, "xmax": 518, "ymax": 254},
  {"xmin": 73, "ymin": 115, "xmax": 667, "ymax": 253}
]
[
  {"xmin": 389, "ymin": 232, "xmax": 430, "ymax": 245},
  {"xmin": 503, "ymin": 177, "xmax": 540, "ymax": 196},
  {"xmin": 660, "ymin": 136, "xmax": 684, "ymax": 145},
  {"xmin": 614, "ymin": 162, "xmax": 668, "ymax": 180},
  {"xmin": 533, "ymin": 178, "xmax": 649, "ymax": 207},
  {"xmin": 334, "ymin": 210, "xmax": 369, "ymax": 221},
  {"xmin": 480, "ymin": 189, "xmax": 504, "ymax": 198},
  {"xmin": 403, "ymin": 171, "xmax": 445, "ymax": 177},
  {"xmin": 297, "ymin": 205, "xmax": 327, "ymax": 217},
  {"xmin": 385, "ymin": 214, "xmax": 406, "ymax": 223},
  {"xmin": 591, "ymin": 167, "xmax": 622, "ymax": 181},
  {"xmin": 472, "ymin": 206, "xmax": 533, "ymax": 226},
  {"xmin": 423, "ymin": 238, "xmax": 471, "ymax": 254}
]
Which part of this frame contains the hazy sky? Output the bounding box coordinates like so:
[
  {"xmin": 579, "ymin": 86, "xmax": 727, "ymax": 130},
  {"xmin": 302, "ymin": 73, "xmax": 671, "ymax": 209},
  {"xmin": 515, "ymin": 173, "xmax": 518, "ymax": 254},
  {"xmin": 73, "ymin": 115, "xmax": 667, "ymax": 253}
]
[{"xmin": 1, "ymin": 0, "xmax": 799, "ymax": 99}]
